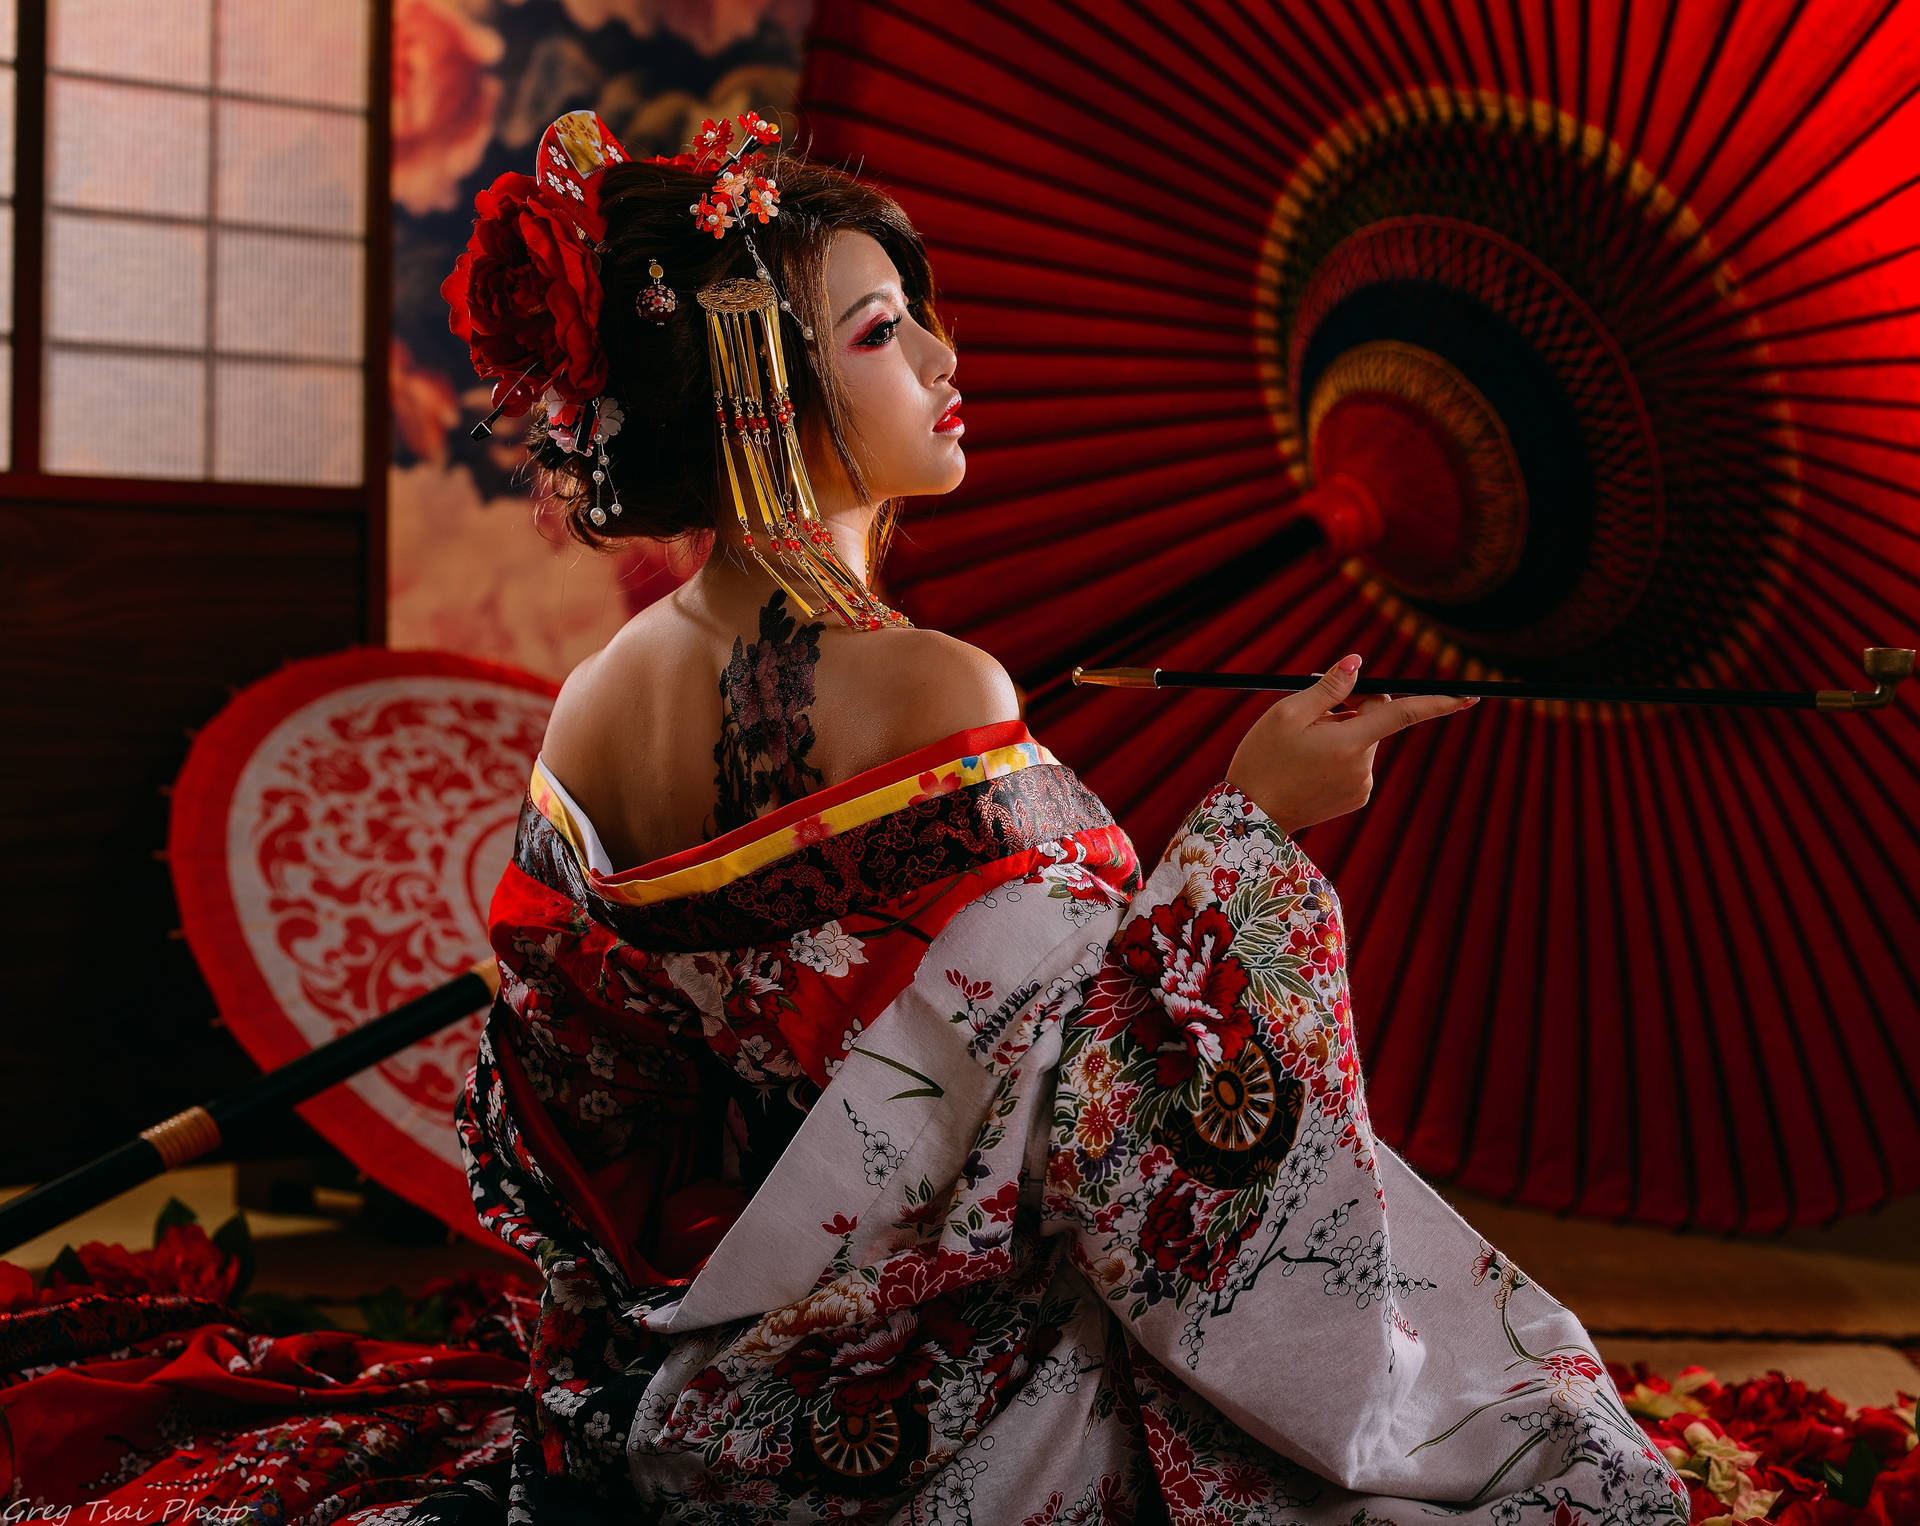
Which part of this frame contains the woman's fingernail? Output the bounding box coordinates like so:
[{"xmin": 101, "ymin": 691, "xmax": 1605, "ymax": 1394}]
[
  {"xmin": 1464, "ymin": 696, "xmax": 1481, "ymax": 706},
  {"xmin": 1339, "ymin": 655, "xmax": 1361, "ymax": 674}
]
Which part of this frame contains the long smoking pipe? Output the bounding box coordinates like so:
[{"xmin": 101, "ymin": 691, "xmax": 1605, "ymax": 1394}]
[{"xmin": 1071, "ymin": 647, "xmax": 1915, "ymax": 712}]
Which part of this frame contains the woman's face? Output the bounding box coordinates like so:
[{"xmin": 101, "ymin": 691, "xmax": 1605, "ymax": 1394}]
[{"xmin": 811, "ymin": 228, "xmax": 964, "ymax": 503}]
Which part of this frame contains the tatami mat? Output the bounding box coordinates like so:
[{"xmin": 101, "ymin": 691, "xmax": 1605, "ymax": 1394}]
[{"xmin": 1438, "ymin": 1186, "xmax": 1920, "ymax": 1408}]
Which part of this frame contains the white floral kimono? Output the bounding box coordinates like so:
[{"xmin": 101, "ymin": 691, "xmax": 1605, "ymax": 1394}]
[{"xmin": 449, "ymin": 717, "xmax": 1687, "ymax": 1525}]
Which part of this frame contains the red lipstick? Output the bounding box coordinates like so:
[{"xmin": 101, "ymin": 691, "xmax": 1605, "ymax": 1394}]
[{"xmin": 934, "ymin": 396, "xmax": 964, "ymax": 434}]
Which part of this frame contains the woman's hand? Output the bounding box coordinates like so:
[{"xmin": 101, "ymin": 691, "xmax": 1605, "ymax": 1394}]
[{"xmin": 1224, "ymin": 654, "xmax": 1479, "ymax": 836}]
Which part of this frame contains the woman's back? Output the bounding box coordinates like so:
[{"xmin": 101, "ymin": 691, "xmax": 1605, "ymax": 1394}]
[{"xmin": 537, "ymin": 577, "xmax": 1024, "ymax": 873}]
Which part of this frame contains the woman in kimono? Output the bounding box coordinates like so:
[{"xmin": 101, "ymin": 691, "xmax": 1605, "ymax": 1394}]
[{"xmin": 438, "ymin": 111, "xmax": 1689, "ymax": 1525}]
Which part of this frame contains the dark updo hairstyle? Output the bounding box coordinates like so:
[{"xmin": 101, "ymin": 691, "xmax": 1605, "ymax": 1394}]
[{"xmin": 527, "ymin": 143, "xmax": 952, "ymax": 573}]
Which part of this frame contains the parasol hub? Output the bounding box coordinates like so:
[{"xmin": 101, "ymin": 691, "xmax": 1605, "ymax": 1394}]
[
  {"xmin": 1309, "ymin": 394, "xmax": 1467, "ymax": 564},
  {"xmin": 1296, "ymin": 469, "xmax": 1385, "ymax": 557},
  {"xmin": 1303, "ymin": 340, "xmax": 1526, "ymax": 606}
]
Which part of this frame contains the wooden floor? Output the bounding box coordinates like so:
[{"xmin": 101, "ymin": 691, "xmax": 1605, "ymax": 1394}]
[{"xmin": 6, "ymin": 1165, "xmax": 1918, "ymax": 1408}]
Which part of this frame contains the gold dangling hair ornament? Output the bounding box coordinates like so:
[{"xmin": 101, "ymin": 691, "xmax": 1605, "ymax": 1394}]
[
  {"xmin": 697, "ymin": 276, "xmax": 910, "ymax": 632},
  {"xmin": 689, "ymin": 112, "xmax": 913, "ymax": 631}
]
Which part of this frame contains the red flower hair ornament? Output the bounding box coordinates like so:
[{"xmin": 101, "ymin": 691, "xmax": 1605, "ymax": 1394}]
[
  {"xmin": 441, "ymin": 106, "xmax": 792, "ymax": 529},
  {"xmin": 686, "ymin": 109, "xmax": 784, "ymax": 238}
]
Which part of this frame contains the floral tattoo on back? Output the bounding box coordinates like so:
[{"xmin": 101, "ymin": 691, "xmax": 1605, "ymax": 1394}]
[{"xmin": 713, "ymin": 587, "xmax": 829, "ymax": 835}]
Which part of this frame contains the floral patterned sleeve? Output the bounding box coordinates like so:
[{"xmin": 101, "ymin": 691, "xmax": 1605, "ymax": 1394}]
[{"xmin": 1037, "ymin": 778, "xmax": 1688, "ymax": 1522}]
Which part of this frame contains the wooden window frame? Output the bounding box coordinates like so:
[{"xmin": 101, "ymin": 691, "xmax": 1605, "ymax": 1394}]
[{"xmin": 0, "ymin": 0, "xmax": 392, "ymax": 530}]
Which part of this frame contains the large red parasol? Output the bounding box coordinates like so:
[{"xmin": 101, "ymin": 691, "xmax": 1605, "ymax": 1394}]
[{"xmin": 796, "ymin": 0, "xmax": 1920, "ymax": 1232}]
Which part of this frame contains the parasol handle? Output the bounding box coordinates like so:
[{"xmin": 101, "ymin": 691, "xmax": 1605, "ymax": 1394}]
[
  {"xmin": 0, "ymin": 958, "xmax": 502, "ymax": 1259},
  {"xmin": 1070, "ymin": 647, "xmax": 1914, "ymax": 712}
]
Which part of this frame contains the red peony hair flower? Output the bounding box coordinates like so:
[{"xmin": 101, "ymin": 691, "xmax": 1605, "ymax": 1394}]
[{"xmin": 440, "ymin": 169, "xmax": 609, "ymax": 409}]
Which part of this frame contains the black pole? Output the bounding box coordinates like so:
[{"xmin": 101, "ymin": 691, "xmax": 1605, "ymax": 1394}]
[{"xmin": 0, "ymin": 964, "xmax": 499, "ymax": 1258}]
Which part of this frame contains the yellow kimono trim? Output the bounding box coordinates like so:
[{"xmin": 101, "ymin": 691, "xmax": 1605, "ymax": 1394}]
[{"xmin": 527, "ymin": 737, "xmax": 1057, "ymax": 907}]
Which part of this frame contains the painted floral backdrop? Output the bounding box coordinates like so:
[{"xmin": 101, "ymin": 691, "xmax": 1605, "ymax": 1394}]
[{"xmin": 388, "ymin": 0, "xmax": 811, "ymax": 677}]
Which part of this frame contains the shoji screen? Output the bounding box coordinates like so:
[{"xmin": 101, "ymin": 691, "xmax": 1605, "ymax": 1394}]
[
  {"xmin": 42, "ymin": 0, "xmax": 372, "ymax": 484},
  {"xmin": 0, "ymin": 5, "xmax": 14, "ymax": 467}
]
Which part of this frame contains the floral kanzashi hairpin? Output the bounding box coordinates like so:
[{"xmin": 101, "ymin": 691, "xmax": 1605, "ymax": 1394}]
[
  {"xmin": 682, "ymin": 110, "xmax": 814, "ymax": 342},
  {"xmin": 688, "ymin": 110, "xmax": 784, "ymax": 239}
]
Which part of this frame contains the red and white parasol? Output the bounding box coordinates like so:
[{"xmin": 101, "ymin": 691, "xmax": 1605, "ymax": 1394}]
[{"xmin": 167, "ymin": 648, "xmax": 557, "ymax": 1245}]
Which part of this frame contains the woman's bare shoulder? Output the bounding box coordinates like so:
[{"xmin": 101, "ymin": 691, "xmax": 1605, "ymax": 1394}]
[
  {"xmin": 539, "ymin": 598, "xmax": 714, "ymax": 787},
  {"xmin": 822, "ymin": 624, "xmax": 1024, "ymax": 764}
]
